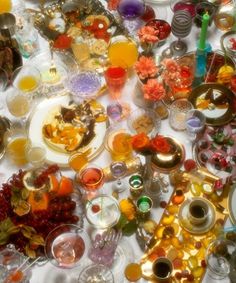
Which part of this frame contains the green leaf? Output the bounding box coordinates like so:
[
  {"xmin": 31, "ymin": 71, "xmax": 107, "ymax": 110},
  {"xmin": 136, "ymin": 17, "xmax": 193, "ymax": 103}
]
[
  {"xmin": 21, "ymin": 225, "xmax": 36, "ymax": 239},
  {"xmin": 114, "ymin": 214, "xmax": 128, "ymax": 230},
  {"xmin": 0, "ymin": 232, "xmax": 9, "ymax": 245},
  {"xmin": 7, "ymin": 226, "xmax": 20, "ymax": 234},
  {"xmin": 0, "ymin": 218, "xmax": 14, "ymax": 232},
  {"xmin": 21, "ymin": 188, "xmax": 30, "ymax": 200},
  {"xmin": 30, "ymin": 235, "xmax": 45, "ymax": 246},
  {"xmin": 122, "ymin": 219, "xmax": 138, "ymax": 236},
  {"xmin": 25, "ymin": 244, "xmax": 36, "ymax": 259},
  {"xmin": 11, "ymin": 193, "xmax": 20, "ymax": 207}
]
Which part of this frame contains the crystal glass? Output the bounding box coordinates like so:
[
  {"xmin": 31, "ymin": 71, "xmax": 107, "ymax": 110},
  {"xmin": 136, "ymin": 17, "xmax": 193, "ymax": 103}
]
[
  {"xmin": 26, "ymin": 143, "xmax": 46, "ymax": 168},
  {"xmin": 44, "ymin": 224, "xmax": 89, "ymax": 269},
  {"xmin": 185, "ymin": 109, "xmax": 206, "ymax": 141},
  {"xmin": 11, "ymin": 65, "xmax": 41, "ymax": 97},
  {"xmin": 169, "ymin": 99, "xmax": 193, "ymax": 131},
  {"xmin": 214, "ymin": 2, "xmax": 235, "ymax": 32},
  {"xmin": 67, "ymin": 71, "xmax": 101, "ymax": 103},
  {"xmin": 110, "ymin": 161, "xmax": 127, "ymax": 193},
  {"xmin": 78, "ymin": 264, "xmax": 114, "ymax": 283},
  {"xmin": 104, "ymin": 66, "xmax": 127, "ymax": 100},
  {"xmin": 106, "ymin": 102, "xmax": 123, "ymax": 123},
  {"xmin": 206, "ymin": 238, "xmax": 236, "ymax": 280},
  {"xmin": 127, "ymin": 108, "xmax": 161, "ymax": 137},
  {"xmin": 85, "ymin": 194, "xmax": 121, "ymax": 229},
  {"xmin": 118, "ymin": 0, "xmax": 145, "ymax": 20},
  {"xmin": 170, "ymin": 0, "xmax": 196, "ymax": 18},
  {"xmin": 68, "ymin": 151, "xmax": 89, "ymax": 172},
  {"xmin": 170, "ymin": 10, "xmax": 192, "ymax": 57}
]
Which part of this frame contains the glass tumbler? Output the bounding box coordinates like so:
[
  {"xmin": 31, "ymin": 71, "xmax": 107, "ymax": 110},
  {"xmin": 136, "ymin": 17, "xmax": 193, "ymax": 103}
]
[{"xmin": 169, "ymin": 99, "xmax": 193, "ymax": 131}]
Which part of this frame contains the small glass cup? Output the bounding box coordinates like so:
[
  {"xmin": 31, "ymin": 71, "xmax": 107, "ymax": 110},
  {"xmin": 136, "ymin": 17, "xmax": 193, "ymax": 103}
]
[
  {"xmin": 170, "ymin": 0, "xmax": 196, "ymax": 18},
  {"xmin": 68, "ymin": 151, "xmax": 89, "ymax": 172},
  {"xmin": 169, "ymin": 99, "xmax": 193, "ymax": 131},
  {"xmin": 118, "ymin": 0, "xmax": 145, "ymax": 20},
  {"xmin": 214, "ymin": 2, "xmax": 235, "ymax": 32},
  {"xmin": 129, "ymin": 174, "xmax": 144, "ymax": 198},
  {"xmin": 26, "ymin": 143, "xmax": 46, "ymax": 168},
  {"xmin": 11, "ymin": 65, "xmax": 41, "ymax": 97},
  {"xmin": 136, "ymin": 195, "xmax": 153, "ymax": 218},
  {"xmin": 206, "ymin": 238, "xmax": 236, "ymax": 280},
  {"xmin": 124, "ymin": 262, "xmax": 142, "ymax": 282},
  {"xmin": 78, "ymin": 264, "xmax": 114, "ymax": 283},
  {"xmin": 185, "ymin": 109, "xmax": 206, "ymax": 141},
  {"xmin": 152, "ymin": 257, "xmax": 173, "ymax": 282},
  {"xmin": 194, "ymin": 2, "xmax": 216, "ymax": 28}
]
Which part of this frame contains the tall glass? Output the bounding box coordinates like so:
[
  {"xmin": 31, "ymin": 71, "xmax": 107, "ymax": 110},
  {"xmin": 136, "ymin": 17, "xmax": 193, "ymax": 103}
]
[{"xmin": 108, "ymin": 36, "xmax": 138, "ymax": 69}]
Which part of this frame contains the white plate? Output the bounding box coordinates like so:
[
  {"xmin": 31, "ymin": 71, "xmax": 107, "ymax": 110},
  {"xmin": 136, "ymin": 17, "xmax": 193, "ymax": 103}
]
[
  {"xmin": 228, "ymin": 184, "xmax": 236, "ymax": 224},
  {"xmin": 28, "ymin": 95, "xmax": 107, "ymax": 167}
]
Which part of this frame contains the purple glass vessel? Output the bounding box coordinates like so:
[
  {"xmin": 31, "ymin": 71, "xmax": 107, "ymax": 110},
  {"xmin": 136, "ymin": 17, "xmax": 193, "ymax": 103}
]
[{"xmin": 118, "ymin": 0, "xmax": 145, "ymax": 19}]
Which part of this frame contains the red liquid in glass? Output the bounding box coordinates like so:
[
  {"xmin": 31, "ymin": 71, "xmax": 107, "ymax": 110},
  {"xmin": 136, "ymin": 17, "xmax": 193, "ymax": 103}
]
[
  {"xmin": 80, "ymin": 167, "xmax": 104, "ymax": 191},
  {"xmin": 105, "ymin": 67, "xmax": 127, "ymax": 99},
  {"xmin": 141, "ymin": 5, "xmax": 156, "ymax": 22}
]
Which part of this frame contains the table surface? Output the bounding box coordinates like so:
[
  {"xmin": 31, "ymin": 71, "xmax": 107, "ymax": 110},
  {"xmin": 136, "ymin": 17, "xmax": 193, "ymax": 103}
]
[{"xmin": 0, "ymin": 0, "xmax": 233, "ymax": 282}]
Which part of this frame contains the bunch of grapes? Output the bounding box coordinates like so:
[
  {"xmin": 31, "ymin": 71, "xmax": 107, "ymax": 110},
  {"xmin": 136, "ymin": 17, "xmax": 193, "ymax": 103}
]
[{"xmin": 34, "ymin": 164, "xmax": 59, "ymax": 188}]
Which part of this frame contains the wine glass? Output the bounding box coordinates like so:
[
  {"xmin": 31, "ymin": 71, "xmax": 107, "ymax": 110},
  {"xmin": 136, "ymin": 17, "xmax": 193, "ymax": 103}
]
[
  {"xmin": 170, "ymin": 0, "xmax": 196, "ymax": 18},
  {"xmin": 44, "ymin": 224, "xmax": 89, "ymax": 269},
  {"xmin": 170, "ymin": 10, "xmax": 192, "ymax": 57},
  {"xmin": 214, "ymin": 2, "xmax": 235, "ymax": 32},
  {"xmin": 78, "ymin": 264, "xmax": 114, "ymax": 283},
  {"xmin": 11, "ymin": 65, "xmax": 42, "ymax": 98},
  {"xmin": 110, "ymin": 161, "xmax": 127, "ymax": 193},
  {"xmin": 6, "ymin": 89, "xmax": 32, "ymax": 125}
]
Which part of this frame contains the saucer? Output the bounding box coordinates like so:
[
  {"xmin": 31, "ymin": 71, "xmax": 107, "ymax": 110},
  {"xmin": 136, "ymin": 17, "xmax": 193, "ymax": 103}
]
[{"xmin": 178, "ymin": 198, "xmax": 216, "ymax": 235}]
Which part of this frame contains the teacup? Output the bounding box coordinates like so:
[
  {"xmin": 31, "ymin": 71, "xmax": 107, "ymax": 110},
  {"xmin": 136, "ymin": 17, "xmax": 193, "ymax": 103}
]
[
  {"xmin": 152, "ymin": 257, "xmax": 173, "ymax": 282},
  {"xmin": 188, "ymin": 198, "xmax": 209, "ymax": 226}
]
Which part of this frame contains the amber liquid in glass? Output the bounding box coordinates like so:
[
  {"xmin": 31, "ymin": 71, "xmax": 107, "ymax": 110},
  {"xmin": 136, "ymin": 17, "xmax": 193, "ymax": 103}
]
[{"xmin": 80, "ymin": 167, "xmax": 104, "ymax": 191}]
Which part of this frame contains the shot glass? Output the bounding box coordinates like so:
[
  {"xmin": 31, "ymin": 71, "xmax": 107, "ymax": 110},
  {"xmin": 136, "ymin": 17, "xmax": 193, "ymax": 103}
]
[{"xmin": 185, "ymin": 109, "xmax": 206, "ymax": 141}]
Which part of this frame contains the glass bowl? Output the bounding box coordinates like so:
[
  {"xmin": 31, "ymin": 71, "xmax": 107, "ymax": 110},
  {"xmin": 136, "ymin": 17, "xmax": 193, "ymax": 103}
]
[
  {"xmin": 78, "ymin": 264, "xmax": 114, "ymax": 283},
  {"xmin": 67, "ymin": 71, "xmax": 101, "ymax": 103},
  {"xmin": 44, "ymin": 224, "xmax": 90, "ymax": 269},
  {"xmin": 145, "ymin": 19, "xmax": 171, "ymax": 46},
  {"xmin": 127, "ymin": 108, "xmax": 161, "ymax": 137}
]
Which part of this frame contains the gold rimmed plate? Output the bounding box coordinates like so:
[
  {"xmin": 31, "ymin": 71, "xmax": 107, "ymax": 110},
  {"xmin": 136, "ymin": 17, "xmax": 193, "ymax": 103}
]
[
  {"xmin": 228, "ymin": 184, "xmax": 236, "ymax": 224},
  {"xmin": 151, "ymin": 136, "xmax": 185, "ymax": 173},
  {"xmin": 178, "ymin": 197, "xmax": 216, "ymax": 235},
  {"xmin": 27, "ymin": 95, "xmax": 108, "ymax": 167},
  {"xmin": 189, "ymin": 83, "xmax": 235, "ymax": 126}
]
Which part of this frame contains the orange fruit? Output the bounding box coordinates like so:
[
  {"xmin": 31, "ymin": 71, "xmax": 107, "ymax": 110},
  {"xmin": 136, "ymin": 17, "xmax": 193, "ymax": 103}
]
[
  {"xmin": 28, "ymin": 192, "xmax": 49, "ymax": 213},
  {"xmin": 48, "ymin": 174, "xmax": 59, "ymax": 193},
  {"xmin": 57, "ymin": 176, "xmax": 74, "ymax": 196},
  {"xmin": 6, "ymin": 270, "xmax": 24, "ymax": 282}
]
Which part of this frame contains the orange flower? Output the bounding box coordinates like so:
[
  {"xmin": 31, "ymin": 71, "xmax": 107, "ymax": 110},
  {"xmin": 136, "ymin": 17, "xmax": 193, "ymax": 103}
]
[
  {"xmin": 131, "ymin": 132, "xmax": 150, "ymax": 152},
  {"xmin": 149, "ymin": 135, "xmax": 171, "ymax": 153},
  {"xmin": 107, "ymin": 0, "xmax": 121, "ymax": 10},
  {"xmin": 142, "ymin": 79, "xmax": 166, "ymax": 101},
  {"xmin": 135, "ymin": 56, "xmax": 158, "ymax": 80},
  {"xmin": 138, "ymin": 26, "xmax": 159, "ymax": 44}
]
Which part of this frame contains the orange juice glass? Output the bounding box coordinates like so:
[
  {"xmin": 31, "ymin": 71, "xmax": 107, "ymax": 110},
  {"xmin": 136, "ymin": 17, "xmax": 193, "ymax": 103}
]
[
  {"xmin": 105, "ymin": 126, "xmax": 133, "ymax": 161},
  {"xmin": 69, "ymin": 151, "xmax": 89, "ymax": 172},
  {"xmin": 108, "ymin": 35, "xmax": 138, "ymax": 68},
  {"xmin": 0, "ymin": 0, "xmax": 12, "ymax": 13},
  {"xmin": 4, "ymin": 126, "xmax": 30, "ymax": 166}
]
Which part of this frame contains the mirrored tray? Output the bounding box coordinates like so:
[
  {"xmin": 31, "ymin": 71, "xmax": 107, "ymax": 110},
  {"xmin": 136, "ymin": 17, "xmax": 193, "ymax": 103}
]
[{"xmin": 27, "ymin": 95, "xmax": 108, "ymax": 167}]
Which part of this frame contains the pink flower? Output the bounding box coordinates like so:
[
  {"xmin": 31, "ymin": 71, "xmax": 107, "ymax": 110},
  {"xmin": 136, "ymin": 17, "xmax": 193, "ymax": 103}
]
[
  {"xmin": 138, "ymin": 26, "xmax": 159, "ymax": 44},
  {"xmin": 107, "ymin": 0, "xmax": 121, "ymax": 10},
  {"xmin": 161, "ymin": 58, "xmax": 181, "ymax": 83},
  {"xmin": 135, "ymin": 56, "xmax": 158, "ymax": 80},
  {"xmin": 142, "ymin": 79, "xmax": 166, "ymax": 101}
]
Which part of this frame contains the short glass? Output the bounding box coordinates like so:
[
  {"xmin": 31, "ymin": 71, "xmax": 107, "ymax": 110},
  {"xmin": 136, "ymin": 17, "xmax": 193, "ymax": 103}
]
[
  {"xmin": 68, "ymin": 151, "xmax": 89, "ymax": 172},
  {"xmin": 185, "ymin": 109, "xmax": 206, "ymax": 141},
  {"xmin": 214, "ymin": 2, "xmax": 235, "ymax": 32},
  {"xmin": 85, "ymin": 194, "xmax": 121, "ymax": 229},
  {"xmin": 169, "ymin": 99, "xmax": 193, "ymax": 131},
  {"xmin": 78, "ymin": 264, "xmax": 114, "ymax": 283},
  {"xmin": 117, "ymin": 0, "xmax": 145, "ymax": 20},
  {"xmin": 194, "ymin": 2, "xmax": 216, "ymax": 28},
  {"xmin": 206, "ymin": 238, "xmax": 236, "ymax": 280},
  {"xmin": 152, "ymin": 257, "xmax": 173, "ymax": 282},
  {"xmin": 44, "ymin": 224, "xmax": 89, "ymax": 269},
  {"xmin": 124, "ymin": 262, "xmax": 142, "ymax": 282},
  {"xmin": 26, "ymin": 143, "xmax": 46, "ymax": 168},
  {"xmin": 4, "ymin": 125, "xmax": 30, "ymax": 166},
  {"xmin": 11, "ymin": 65, "xmax": 41, "ymax": 97},
  {"xmin": 170, "ymin": 0, "xmax": 196, "ymax": 17}
]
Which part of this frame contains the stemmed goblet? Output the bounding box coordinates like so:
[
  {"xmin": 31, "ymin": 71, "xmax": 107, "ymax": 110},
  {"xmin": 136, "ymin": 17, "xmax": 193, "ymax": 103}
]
[
  {"xmin": 170, "ymin": 10, "xmax": 192, "ymax": 57},
  {"xmin": 110, "ymin": 161, "xmax": 127, "ymax": 193}
]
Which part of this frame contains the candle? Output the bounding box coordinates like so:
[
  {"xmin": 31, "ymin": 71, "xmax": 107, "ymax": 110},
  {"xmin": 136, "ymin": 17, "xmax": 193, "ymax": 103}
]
[{"xmin": 198, "ymin": 12, "xmax": 210, "ymax": 50}]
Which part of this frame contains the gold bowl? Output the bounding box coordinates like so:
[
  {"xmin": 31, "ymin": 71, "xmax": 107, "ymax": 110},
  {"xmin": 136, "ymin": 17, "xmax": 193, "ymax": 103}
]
[{"xmin": 151, "ymin": 136, "xmax": 185, "ymax": 173}]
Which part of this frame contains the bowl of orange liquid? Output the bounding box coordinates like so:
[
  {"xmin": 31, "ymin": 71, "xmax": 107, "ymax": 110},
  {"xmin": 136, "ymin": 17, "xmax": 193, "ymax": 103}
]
[{"xmin": 105, "ymin": 124, "xmax": 133, "ymax": 161}]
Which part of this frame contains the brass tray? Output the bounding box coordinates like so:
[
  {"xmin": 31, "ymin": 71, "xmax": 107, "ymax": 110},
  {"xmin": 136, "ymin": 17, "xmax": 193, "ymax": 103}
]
[
  {"xmin": 140, "ymin": 169, "xmax": 229, "ymax": 282},
  {"xmin": 188, "ymin": 83, "xmax": 235, "ymax": 126}
]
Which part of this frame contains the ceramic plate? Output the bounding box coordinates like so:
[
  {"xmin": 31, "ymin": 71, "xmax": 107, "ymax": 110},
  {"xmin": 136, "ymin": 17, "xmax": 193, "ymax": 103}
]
[
  {"xmin": 188, "ymin": 83, "xmax": 235, "ymax": 126},
  {"xmin": 228, "ymin": 184, "xmax": 236, "ymax": 224},
  {"xmin": 27, "ymin": 95, "xmax": 107, "ymax": 167},
  {"xmin": 178, "ymin": 197, "xmax": 216, "ymax": 235}
]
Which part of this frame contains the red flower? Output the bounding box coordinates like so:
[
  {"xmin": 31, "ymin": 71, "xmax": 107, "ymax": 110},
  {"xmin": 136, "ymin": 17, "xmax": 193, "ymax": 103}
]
[
  {"xmin": 142, "ymin": 79, "xmax": 166, "ymax": 101},
  {"xmin": 138, "ymin": 26, "xmax": 159, "ymax": 44},
  {"xmin": 135, "ymin": 56, "xmax": 158, "ymax": 80},
  {"xmin": 149, "ymin": 135, "xmax": 171, "ymax": 153},
  {"xmin": 131, "ymin": 133, "xmax": 150, "ymax": 152}
]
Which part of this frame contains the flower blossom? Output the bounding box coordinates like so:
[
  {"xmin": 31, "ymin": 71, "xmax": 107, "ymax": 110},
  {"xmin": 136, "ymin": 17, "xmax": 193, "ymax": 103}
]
[
  {"xmin": 119, "ymin": 199, "xmax": 136, "ymax": 220},
  {"xmin": 138, "ymin": 26, "xmax": 159, "ymax": 44},
  {"xmin": 150, "ymin": 135, "xmax": 171, "ymax": 153},
  {"xmin": 161, "ymin": 58, "xmax": 181, "ymax": 82},
  {"xmin": 131, "ymin": 132, "xmax": 150, "ymax": 152},
  {"xmin": 142, "ymin": 79, "xmax": 166, "ymax": 101},
  {"xmin": 135, "ymin": 56, "xmax": 158, "ymax": 80},
  {"xmin": 107, "ymin": 0, "xmax": 121, "ymax": 10}
]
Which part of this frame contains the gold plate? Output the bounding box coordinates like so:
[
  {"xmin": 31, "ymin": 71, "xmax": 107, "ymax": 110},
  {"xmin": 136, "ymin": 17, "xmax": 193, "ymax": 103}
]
[
  {"xmin": 228, "ymin": 184, "xmax": 236, "ymax": 224},
  {"xmin": 178, "ymin": 197, "xmax": 216, "ymax": 235},
  {"xmin": 151, "ymin": 136, "xmax": 185, "ymax": 173},
  {"xmin": 189, "ymin": 83, "xmax": 234, "ymax": 126}
]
